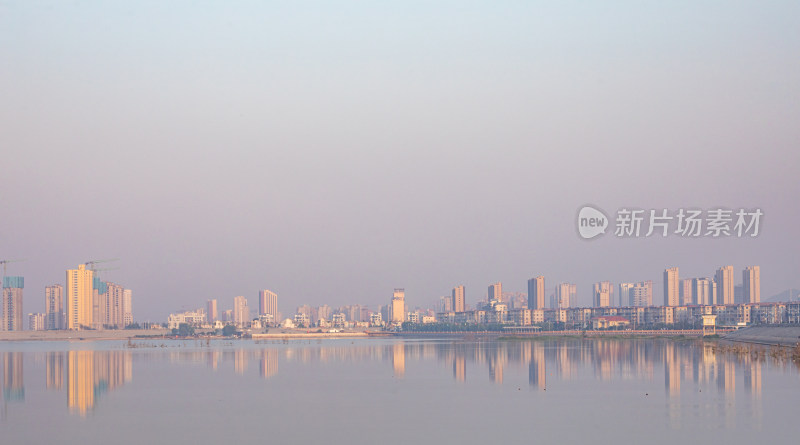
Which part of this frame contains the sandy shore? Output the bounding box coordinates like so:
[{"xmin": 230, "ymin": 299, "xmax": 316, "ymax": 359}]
[
  {"xmin": 0, "ymin": 329, "xmax": 171, "ymax": 341},
  {"xmin": 251, "ymin": 331, "xmax": 372, "ymax": 339},
  {"xmin": 0, "ymin": 329, "xmax": 384, "ymax": 341},
  {"xmin": 724, "ymin": 326, "xmax": 800, "ymax": 346}
]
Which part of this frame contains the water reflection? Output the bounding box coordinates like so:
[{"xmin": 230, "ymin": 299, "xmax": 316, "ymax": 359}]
[
  {"xmin": 3, "ymin": 352, "xmax": 24, "ymax": 402},
  {"xmin": 0, "ymin": 339, "xmax": 794, "ymax": 422},
  {"xmin": 66, "ymin": 351, "xmax": 132, "ymax": 416},
  {"xmin": 392, "ymin": 343, "xmax": 404, "ymax": 378}
]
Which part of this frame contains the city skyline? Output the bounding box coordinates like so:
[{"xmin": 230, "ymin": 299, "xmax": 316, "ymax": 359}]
[
  {"xmin": 0, "ymin": 261, "xmax": 781, "ymax": 325},
  {"xmin": 1, "ymin": 2, "xmax": 798, "ymax": 322}
]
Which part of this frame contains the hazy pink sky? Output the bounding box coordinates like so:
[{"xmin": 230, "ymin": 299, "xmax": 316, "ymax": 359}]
[{"xmin": 1, "ymin": 1, "xmax": 798, "ymax": 320}]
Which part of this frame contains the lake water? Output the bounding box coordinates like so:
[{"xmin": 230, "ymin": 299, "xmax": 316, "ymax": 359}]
[{"xmin": 0, "ymin": 338, "xmax": 797, "ymax": 444}]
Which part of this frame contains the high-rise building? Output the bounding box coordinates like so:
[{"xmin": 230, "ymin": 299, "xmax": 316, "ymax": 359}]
[
  {"xmin": 593, "ymin": 281, "xmax": 613, "ymax": 307},
  {"xmin": 87, "ymin": 278, "xmax": 128, "ymax": 329},
  {"xmin": 710, "ymin": 280, "xmax": 718, "ymax": 305},
  {"xmin": 233, "ymin": 296, "xmax": 250, "ymax": 327},
  {"xmin": 296, "ymin": 304, "xmax": 317, "ymax": 324},
  {"xmin": 630, "ymin": 281, "xmax": 653, "ymax": 307},
  {"xmin": 619, "ymin": 283, "xmax": 634, "ymax": 307},
  {"xmin": 91, "ymin": 277, "xmax": 108, "ymax": 330},
  {"xmin": 692, "ymin": 278, "xmax": 712, "ymax": 305},
  {"xmin": 258, "ymin": 290, "xmax": 278, "ymax": 320},
  {"xmin": 28, "ymin": 313, "xmax": 46, "ymax": 331},
  {"xmin": 207, "ymin": 299, "xmax": 218, "ymax": 323},
  {"xmin": 439, "ymin": 296, "xmax": 453, "ymax": 313},
  {"xmin": 528, "ymin": 276, "xmax": 545, "ymax": 310},
  {"xmin": 452, "ymin": 285, "xmax": 465, "ymax": 312},
  {"xmin": 122, "ymin": 289, "xmax": 133, "ymax": 326},
  {"xmin": 555, "ymin": 283, "xmax": 575, "ymax": 309},
  {"xmin": 105, "ymin": 282, "xmax": 125, "ymax": 328},
  {"xmin": 389, "ymin": 289, "xmax": 405, "ymax": 325},
  {"xmin": 2, "ymin": 277, "xmax": 24, "ymax": 331},
  {"xmin": 45, "ymin": 284, "xmax": 64, "ymax": 330},
  {"xmin": 317, "ymin": 304, "xmax": 332, "ymax": 322},
  {"xmin": 743, "ymin": 266, "xmax": 760, "ymax": 304},
  {"xmin": 680, "ymin": 279, "xmax": 693, "ymax": 306},
  {"xmin": 715, "ymin": 266, "xmax": 735, "ymax": 305},
  {"xmin": 488, "ymin": 283, "xmax": 502, "ymax": 302},
  {"xmin": 734, "ymin": 285, "xmax": 744, "ymax": 303},
  {"xmin": 663, "ymin": 267, "xmax": 680, "ymax": 306},
  {"xmin": 220, "ymin": 309, "xmax": 232, "ymax": 322},
  {"xmin": 67, "ymin": 265, "xmax": 93, "ymax": 330}
]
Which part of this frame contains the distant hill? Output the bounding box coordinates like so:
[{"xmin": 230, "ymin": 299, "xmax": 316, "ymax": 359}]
[{"xmin": 764, "ymin": 289, "xmax": 800, "ymax": 303}]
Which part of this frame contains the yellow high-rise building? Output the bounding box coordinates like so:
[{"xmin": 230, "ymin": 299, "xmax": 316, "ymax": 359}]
[
  {"xmin": 67, "ymin": 265, "xmax": 93, "ymax": 330},
  {"xmin": 452, "ymin": 285, "xmax": 465, "ymax": 313},
  {"xmin": 663, "ymin": 267, "xmax": 680, "ymax": 307},
  {"xmin": 389, "ymin": 288, "xmax": 405, "ymax": 325}
]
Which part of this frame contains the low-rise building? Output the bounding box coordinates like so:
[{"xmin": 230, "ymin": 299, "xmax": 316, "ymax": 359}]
[
  {"xmin": 167, "ymin": 310, "xmax": 207, "ymax": 329},
  {"xmin": 294, "ymin": 313, "xmax": 310, "ymax": 328},
  {"xmin": 592, "ymin": 316, "xmax": 630, "ymax": 330},
  {"xmin": 28, "ymin": 313, "xmax": 46, "ymax": 331}
]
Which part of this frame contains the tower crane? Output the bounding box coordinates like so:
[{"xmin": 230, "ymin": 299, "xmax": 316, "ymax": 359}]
[
  {"xmin": 0, "ymin": 259, "xmax": 26, "ymax": 276},
  {"xmin": 84, "ymin": 258, "xmax": 120, "ymax": 272}
]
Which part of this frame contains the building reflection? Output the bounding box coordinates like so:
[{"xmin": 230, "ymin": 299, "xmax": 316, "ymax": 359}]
[
  {"xmin": 207, "ymin": 350, "xmax": 220, "ymax": 370},
  {"xmin": 0, "ymin": 338, "xmax": 780, "ymax": 420},
  {"xmin": 392, "ymin": 343, "xmax": 405, "ymax": 378},
  {"xmin": 47, "ymin": 352, "xmax": 63, "ymax": 390},
  {"xmin": 488, "ymin": 345, "xmax": 505, "ymax": 384},
  {"xmin": 664, "ymin": 343, "xmax": 680, "ymax": 397},
  {"xmin": 234, "ymin": 349, "xmax": 248, "ymax": 375},
  {"xmin": 453, "ymin": 354, "xmax": 466, "ymax": 382},
  {"xmin": 2, "ymin": 352, "xmax": 24, "ymax": 402},
  {"xmin": 528, "ymin": 343, "xmax": 546, "ymax": 390},
  {"xmin": 260, "ymin": 349, "xmax": 278, "ymax": 380},
  {"xmin": 66, "ymin": 350, "xmax": 132, "ymax": 416}
]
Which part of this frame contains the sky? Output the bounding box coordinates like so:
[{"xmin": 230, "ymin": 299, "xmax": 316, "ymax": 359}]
[{"xmin": 1, "ymin": 1, "xmax": 799, "ymax": 321}]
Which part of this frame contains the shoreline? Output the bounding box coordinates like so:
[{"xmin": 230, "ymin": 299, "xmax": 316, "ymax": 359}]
[
  {"xmin": 0, "ymin": 329, "xmax": 172, "ymax": 342},
  {"xmin": 722, "ymin": 325, "xmax": 800, "ymax": 347},
  {"xmin": 0, "ymin": 328, "xmax": 735, "ymax": 342}
]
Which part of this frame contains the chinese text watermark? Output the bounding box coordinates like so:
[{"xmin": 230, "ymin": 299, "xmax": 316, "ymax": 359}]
[{"xmin": 577, "ymin": 206, "xmax": 762, "ymax": 240}]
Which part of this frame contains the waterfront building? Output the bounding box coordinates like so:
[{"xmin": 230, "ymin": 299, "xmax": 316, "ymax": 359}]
[
  {"xmin": 663, "ymin": 267, "xmax": 680, "ymax": 306},
  {"xmin": 619, "ymin": 283, "xmax": 634, "ymax": 307},
  {"xmin": 528, "ymin": 276, "xmax": 545, "ymax": 310},
  {"xmin": 555, "ymin": 283, "xmax": 576, "ymax": 309},
  {"xmin": 28, "ymin": 312, "xmax": 46, "ymax": 331},
  {"xmin": 258, "ymin": 290, "xmax": 278, "ymax": 320},
  {"xmin": 715, "ymin": 266, "xmax": 735, "ymax": 305},
  {"xmin": 67, "ymin": 265, "xmax": 93, "ymax": 330},
  {"xmin": 743, "ymin": 266, "xmax": 760, "ymax": 304},
  {"xmin": 488, "ymin": 283, "xmax": 502, "ymax": 303},
  {"xmin": 452, "ymin": 285, "xmax": 465, "ymax": 312},
  {"xmin": 630, "ymin": 281, "xmax": 653, "ymax": 307},
  {"xmin": 45, "ymin": 284, "xmax": 64, "ymax": 330},
  {"xmin": 233, "ymin": 296, "xmax": 250, "ymax": 327},
  {"xmin": 389, "ymin": 289, "xmax": 405, "ymax": 325},
  {"xmin": 2, "ymin": 276, "xmax": 24, "ymax": 331},
  {"xmin": 593, "ymin": 281, "xmax": 613, "ymax": 308},
  {"xmin": 207, "ymin": 299, "xmax": 218, "ymax": 323}
]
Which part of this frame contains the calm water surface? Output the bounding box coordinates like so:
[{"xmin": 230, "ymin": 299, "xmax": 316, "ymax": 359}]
[{"xmin": 0, "ymin": 338, "xmax": 797, "ymax": 444}]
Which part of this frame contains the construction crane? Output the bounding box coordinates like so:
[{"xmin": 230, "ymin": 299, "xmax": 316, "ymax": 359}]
[
  {"xmin": 0, "ymin": 259, "xmax": 26, "ymax": 276},
  {"xmin": 84, "ymin": 258, "xmax": 120, "ymax": 272},
  {"xmin": 93, "ymin": 267, "xmax": 120, "ymax": 279}
]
